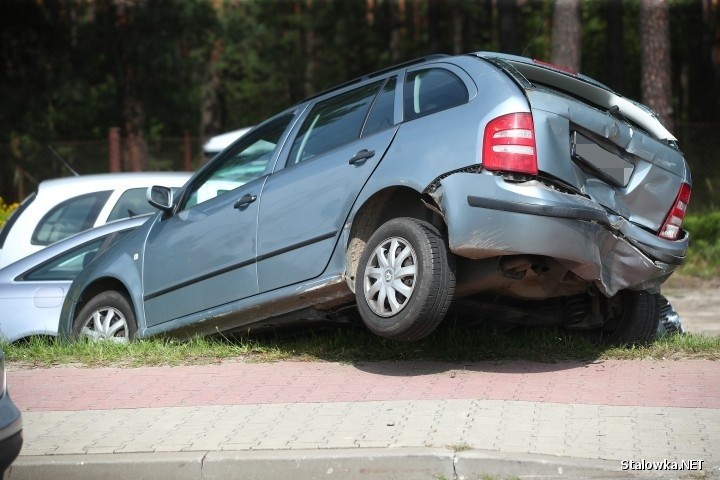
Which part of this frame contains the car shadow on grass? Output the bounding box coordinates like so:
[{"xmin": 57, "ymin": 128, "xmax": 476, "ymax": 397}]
[{"xmin": 230, "ymin": 305, "xmax": 611, "ymax": 374}]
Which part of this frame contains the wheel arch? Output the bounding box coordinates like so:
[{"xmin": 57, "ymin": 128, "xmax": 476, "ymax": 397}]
[
  {"xmin": 345, "ymin": 186, "xmax": 446, "ymax": 290},
  {"xmin": 75, "ymin": 277, "xmax": 137, "ymax": 326}
]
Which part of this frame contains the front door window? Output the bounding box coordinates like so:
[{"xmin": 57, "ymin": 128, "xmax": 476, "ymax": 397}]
[{"xmin": 184, "ymin": 114, "xmax": 294, "ymax": 209}]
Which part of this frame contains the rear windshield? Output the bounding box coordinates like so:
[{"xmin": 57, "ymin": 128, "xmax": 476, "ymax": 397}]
[{"xmin": 31, "ymin": 191, "xmax": 112, "ymax": 246}]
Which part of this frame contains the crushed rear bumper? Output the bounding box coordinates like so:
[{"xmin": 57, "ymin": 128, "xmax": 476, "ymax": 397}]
[{"xmin": 432, "ymin": 172, "xmax": 687, "ymax": 296}]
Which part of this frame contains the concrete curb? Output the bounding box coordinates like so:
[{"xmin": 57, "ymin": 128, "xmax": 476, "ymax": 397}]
[
  {"xmin": 10, "ymin": 448, "xmax": 717, "ymax": 480},
  {"xmin": 453, "ymin": 450, "xmax": 706, "ymax": 478},
  {"xmin": 6, "ymin": 452, "xmax": 205, "ymax": 480}
]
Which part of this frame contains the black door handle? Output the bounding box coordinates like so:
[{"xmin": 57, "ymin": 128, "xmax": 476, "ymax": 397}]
[
  {"xmin": 349, "ymin": 149, "xmax": 375, "ymax": 165},
  {"xmin": 234, "ymin": 194, "xmax": 257, "ymax": 209}
]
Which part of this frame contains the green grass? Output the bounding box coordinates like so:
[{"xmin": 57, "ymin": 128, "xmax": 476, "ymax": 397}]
[
  {"xmin": 447, "ymin": 442, "xmax": 472, "ymax": 452},
  {"xmin": 678, "ymin": 212, "xmax": 720, "ymax": 277},
  {"xmin": 4, "ymin": 323, "xmax": 719, "ymax": 368},
  {"xmin": 678, "ymin": 239, "xmax": 720, "ymax": 277},
  {"xmin": 3, "ymin": 335, "xmax": 293, "ymax": 368}
]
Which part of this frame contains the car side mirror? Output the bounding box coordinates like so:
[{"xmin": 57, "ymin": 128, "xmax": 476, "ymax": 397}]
[{"xmin": 147, "ymin": 185, "xmax": 174, "ymax": 214}]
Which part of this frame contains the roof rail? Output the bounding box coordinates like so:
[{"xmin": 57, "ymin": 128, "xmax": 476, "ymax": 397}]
[{"xmin": 304, "ymin": 54, "xmax": 450, "ymax": 103}]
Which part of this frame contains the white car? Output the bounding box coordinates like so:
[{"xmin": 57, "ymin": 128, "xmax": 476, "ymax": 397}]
[
  {"xmin": 0, "ymin": 216, "xmax": 150, "ymax": 342},
  {"xmin": 0, "ymin": 172, "xmax": 191, "ymax": 268},
  {"xmin": 202, "ymin": 127, "xmax": 253, "ymax": 160}
]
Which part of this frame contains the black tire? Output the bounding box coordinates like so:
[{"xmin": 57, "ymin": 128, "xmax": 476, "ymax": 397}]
[
  {"xmin": 597, "ymin": 290, "xmax": 661, "ymax": 346},
  {"xmin": 72, "ymin": 290, "xmax": 138, "ymax": 342},
  {"xmin": 355, "ymin": 217, "xmax": 455, "ymax": 341}
]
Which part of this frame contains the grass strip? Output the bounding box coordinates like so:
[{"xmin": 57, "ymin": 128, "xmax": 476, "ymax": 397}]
[{"xmin": 4, "ymin": 323, "xmax": 719, "ymax": 368}]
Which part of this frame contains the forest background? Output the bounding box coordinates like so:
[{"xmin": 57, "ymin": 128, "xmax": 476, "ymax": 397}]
[{"xmin": 1, "ymin": 0, "xmax": 719, "ymax": 210}]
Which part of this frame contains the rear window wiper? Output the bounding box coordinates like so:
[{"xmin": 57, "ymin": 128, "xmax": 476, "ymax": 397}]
[{"xmin": 607, "ymin": 105, "xmax": 628, "ymax": 123}]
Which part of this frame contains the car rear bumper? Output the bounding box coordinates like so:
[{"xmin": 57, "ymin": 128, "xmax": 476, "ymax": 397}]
[{"xmin": 433, "ymin": 172, "xmax": 687, "ymax": 296}]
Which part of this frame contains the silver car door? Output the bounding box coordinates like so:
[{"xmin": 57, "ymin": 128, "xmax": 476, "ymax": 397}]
[
  {"xmin": 142, "ymin": 114, "xmax": 295, "ymax": 326},
  {"xmin": 256, "ymin": 77, "xmax": 399, "ymax": 293}
]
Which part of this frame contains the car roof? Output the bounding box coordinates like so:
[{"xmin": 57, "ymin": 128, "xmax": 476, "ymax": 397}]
[
  {"xmin": 299, "ymin": 54, "xmax": 450, "ymax": 105},
  {"xmin": 0, "ymin": 214, "xmax": 151, "ymax": 279},
  {"xmin": 36, "ymin": 172, "xmax": 192, "ymax": 192}
]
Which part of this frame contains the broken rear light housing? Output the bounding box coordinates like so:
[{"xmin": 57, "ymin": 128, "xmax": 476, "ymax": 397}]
[
  {"xmin": 659, "ymin": 182, "xmax": 691, "ymax": 240},
  {"xmin": 532, "ymin": 59, "xmax": 579, "ymax": 76},
  {"xmin": 482, "ymin": 112, "xmax": 538, "ymax": 175}
]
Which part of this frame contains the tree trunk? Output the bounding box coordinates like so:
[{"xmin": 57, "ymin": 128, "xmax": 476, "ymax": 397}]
[
  {"xmin": 452, "ymin": 0, "xmax": 463, "ymax": 55},
  {"xmin": 606, "ymin": 0, "xmax": 624, "ymax": 93},
  {"xmin": 498, "ymin": 0, "xmax": 522, "ymax": 55},
  {"xmin": 117, "ymin": 0, "xmax": 148, "ymax": 172},
  {"xmin": 201, "ymin": 38, "xmax": 224, "ymax": 140},
  {"xmin": 707, "ymin": 0, "xmax": 720, "ymax": 69},
  {"xmin": 551, "ymin": 0, "xmax": 582, "ymax": 71},
  {"xmin": 640, "ymin": 0, "xmax": 674, "ymax": 132},
  {"xmin": 123, "ymin": 92, "xmax": 148, "ymax": 172},
  {"xmin": 304, "ymin": 0, "xmax": 316, "ymax": 97},
  {"xmin": 699, "ymin": 0, "xmax": 719, "ymax": 121},
  {"xmin": 365, "ymin": 0, "xmax": 375, "ymax": 27},
  {"xmin": 388, "ymin": 0, "xmax": 401, "ymax": 64},
  {"xmin": 428, "ymin": 0, "xmax": 440, "ymax": 53},
  {"xmin": 483, "ymin": 0, "xmax": 495, "ymax": 47}
]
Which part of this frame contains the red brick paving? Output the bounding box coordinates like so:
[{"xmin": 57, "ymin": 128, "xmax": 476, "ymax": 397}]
[{"xmin": 9, "ymin": 359, "xmax": 720, "ymax": 412}]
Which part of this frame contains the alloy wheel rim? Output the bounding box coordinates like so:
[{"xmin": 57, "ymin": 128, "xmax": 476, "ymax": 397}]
[
  {"xmin": 80, "ymin": 307, "xmax": 130, "ymax": 343},
  {"xmin": 363, "ymin": 236, "xmax": 417, "ymax": 317}
]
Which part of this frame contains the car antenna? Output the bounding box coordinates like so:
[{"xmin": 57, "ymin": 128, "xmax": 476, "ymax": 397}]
[
  {"xmin": 48, "ymin": 145, "xmax": 80, "ymax": 176},
  {"xmin": 521, "ymin": 1, "xmax": 555, "ymax": 57}
]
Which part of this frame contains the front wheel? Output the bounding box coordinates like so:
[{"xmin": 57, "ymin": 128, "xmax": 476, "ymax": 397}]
[
  {"xmin": 72, "ymin": 291, "xmax": 138, "ymax": 343},
  {"xmin": 355, "ymin": 218, "xmax": 455, "ymax": 341}
]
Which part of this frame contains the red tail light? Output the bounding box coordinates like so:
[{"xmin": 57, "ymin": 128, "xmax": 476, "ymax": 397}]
[
  {"xmin": 482, "ymin": 113, "xmax": 538, "ymax": 175},
  {"xmin": 659, "ymin": 182, "xmax": 691, "ymax": 240}
]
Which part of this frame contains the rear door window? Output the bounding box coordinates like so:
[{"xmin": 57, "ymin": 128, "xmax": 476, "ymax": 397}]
[
  {"xmin": 287, "ymin": 81, "xmax": 384, "ymax": 165},
  {"xmin": 403, "ymin": 68, "xmax": 469, "ymax": 120},
  {"xmin": 31, "ymin": 191, "xmax": 111, "ymax": 246},
  {"xmin": 361, "ymin": 77, "xmax": 398, "ymax": 138}
]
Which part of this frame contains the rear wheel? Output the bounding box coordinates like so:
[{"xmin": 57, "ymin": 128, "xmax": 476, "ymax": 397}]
[
  {"xmin": 596, "ymin": 290, "xmax": 661, "ymax": 346},
  {"xmin": 72, "ymin": 291, "xmax": 137, "ymax": 342},
  {"xmin": 657, "ymin": 294, "xmax": 684, "ymax": 335},
  {"xmin": 355, "ymin": 218, "xmax": 455, "ymax": 341}
]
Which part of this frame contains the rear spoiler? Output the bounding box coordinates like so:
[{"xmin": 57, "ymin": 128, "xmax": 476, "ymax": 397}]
[{"xmin": 474, "ymin": 53, "xmax": 676, "ymax": 142}]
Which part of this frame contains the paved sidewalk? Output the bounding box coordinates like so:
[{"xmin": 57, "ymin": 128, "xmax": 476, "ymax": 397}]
[{"xmin": 6, "ymin": 359, "xmax": 720, "ymax": 479}]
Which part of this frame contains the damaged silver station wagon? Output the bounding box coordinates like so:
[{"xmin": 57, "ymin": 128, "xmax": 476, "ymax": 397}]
[{"xmin": 58, "ymin": 52, "xmax": 691, "ymax": 345}]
